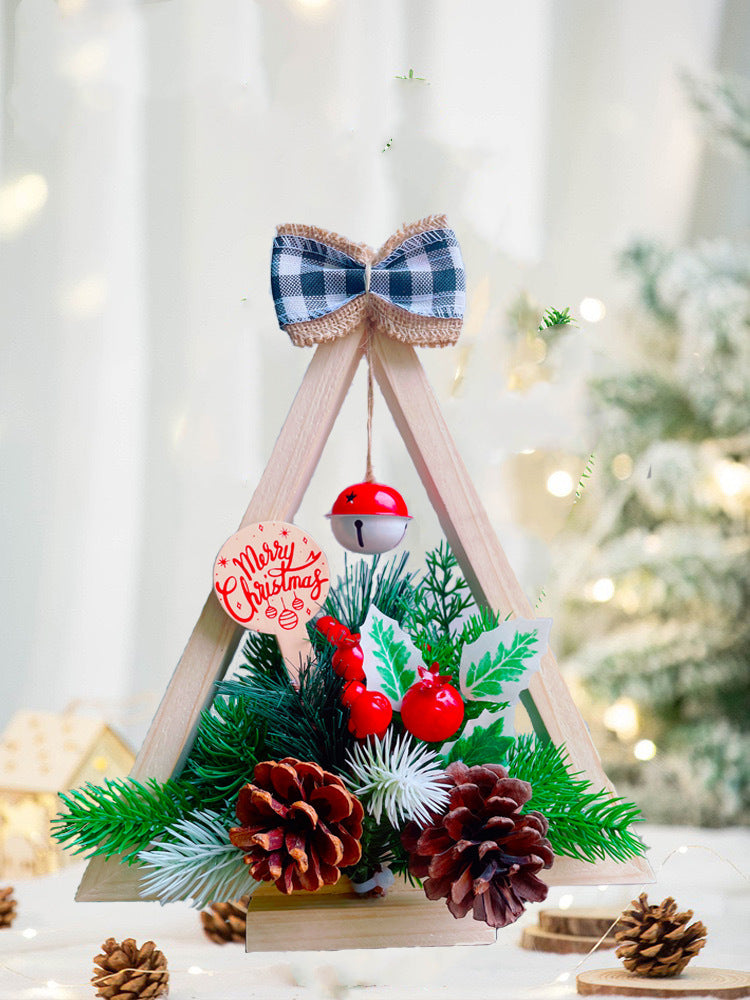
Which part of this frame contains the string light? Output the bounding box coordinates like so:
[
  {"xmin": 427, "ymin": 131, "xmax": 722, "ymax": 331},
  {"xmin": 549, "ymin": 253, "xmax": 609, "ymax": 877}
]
[
  {"xmin": 612, "ymin": 453, "xmax": 633, "ymax": 480},
  {"xmin": 21, "ymin": 927, "xmax": 38, "ymax": 939},
  {"xmin": 579, "ymin": 297, "xmax": 606, "ymax": 322},
  {"xmin": 558, "ymin": 893, "xmax": 574, "ymax": 910},
  {"xmin": 603, "ymin": 698, "xmax": 639, "ymax": 740},
  {"xmin": 634, "ymin": 738, "xmax": 657, "ymax": 761},
  {"xmin": 714, "ymin": 459, "xmax": 750, "ymax": 498},
  {"xmin": 591, "ymin": 577, "xmax": 615, "ymax": 603},
  {"xmin": 546, "ymin": 470, "xmax": 573, "ymax": 498},
  {"xmin": 0, "ymin": 173, "xmax": 48, "ymax": 238}
]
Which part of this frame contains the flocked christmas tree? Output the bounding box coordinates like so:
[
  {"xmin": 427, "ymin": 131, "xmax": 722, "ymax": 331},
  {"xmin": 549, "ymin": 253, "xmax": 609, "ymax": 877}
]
[{"xmin": 555, "ymin": 72, "xmax": 750, "ymax": 824}]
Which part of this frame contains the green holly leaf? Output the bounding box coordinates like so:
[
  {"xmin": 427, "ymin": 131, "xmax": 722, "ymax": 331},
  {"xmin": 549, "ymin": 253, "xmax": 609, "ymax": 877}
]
[
  {"xmin": 360, "ymin": 607, "xmax": 420, "ymax": 709},
  {"xmin": 460, "ymin": 617, "xmax": 552, "ymax": 704},
  {"xmin": 443, "ymin": 717, "xmax": 514, "ymax": 767}
]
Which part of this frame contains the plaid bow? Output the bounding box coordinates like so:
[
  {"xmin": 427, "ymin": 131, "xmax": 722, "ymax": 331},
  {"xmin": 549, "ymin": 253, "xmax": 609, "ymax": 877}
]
[{"xmin": 270, "ymin": 216, "xmax": 465, "ymax": 348}]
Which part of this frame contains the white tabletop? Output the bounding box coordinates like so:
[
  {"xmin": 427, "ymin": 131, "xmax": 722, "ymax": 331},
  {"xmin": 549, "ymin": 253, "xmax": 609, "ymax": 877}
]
[{"xmin": 2, "ymin": 825, "xmax": 748, "ymax": 1000}]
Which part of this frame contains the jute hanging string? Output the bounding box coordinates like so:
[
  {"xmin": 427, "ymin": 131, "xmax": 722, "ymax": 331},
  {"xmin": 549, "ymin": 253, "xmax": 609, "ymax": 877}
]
[{"xmin": 270, "ymin": 214, "xmax": 466, "ymax": 480}]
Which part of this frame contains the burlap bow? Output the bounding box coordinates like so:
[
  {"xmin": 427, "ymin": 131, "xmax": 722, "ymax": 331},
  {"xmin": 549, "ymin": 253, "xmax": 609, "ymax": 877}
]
[{"xmin": 271, "ymin": 215, "xmax": 465, "ymax": 348}]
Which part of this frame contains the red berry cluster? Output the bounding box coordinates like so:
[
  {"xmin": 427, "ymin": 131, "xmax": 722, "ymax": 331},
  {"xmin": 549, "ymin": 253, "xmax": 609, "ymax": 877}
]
[
  {"xmin": 316, "ymin": 617, "xmax": 466, "ymax": 745},
  {"xmin": 316, "ymin": 615, "xmax": 392, "ymax": 739}
]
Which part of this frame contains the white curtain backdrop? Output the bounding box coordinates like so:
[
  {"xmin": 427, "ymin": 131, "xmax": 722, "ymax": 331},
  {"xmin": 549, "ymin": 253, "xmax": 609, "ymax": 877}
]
[{"xmin": 1, "ymin": 0, "xmax": 742, "ymax": 743}]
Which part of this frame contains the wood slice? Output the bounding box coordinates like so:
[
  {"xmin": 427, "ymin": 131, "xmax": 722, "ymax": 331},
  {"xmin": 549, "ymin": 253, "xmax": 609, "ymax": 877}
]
[
  {"xmin": 539, "ymin": 907, "xmax": 625, "ymax": 937},
  {"xmin": 521, "ymin": 924, "xmax": 617, "ymax": 954},
  {"xmin": 577, "ymin": 967, "xmax": 750, "ymax": 998}
]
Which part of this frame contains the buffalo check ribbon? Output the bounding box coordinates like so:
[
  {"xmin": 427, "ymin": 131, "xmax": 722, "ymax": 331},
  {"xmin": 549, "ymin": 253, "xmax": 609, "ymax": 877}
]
[{"xmin": 271, "ymin": 214, "xmax": 465, "ymax": 348}]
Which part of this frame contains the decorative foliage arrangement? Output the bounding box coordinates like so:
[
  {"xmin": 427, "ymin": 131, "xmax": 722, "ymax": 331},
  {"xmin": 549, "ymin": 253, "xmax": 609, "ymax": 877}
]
[{"xmin": 52, "ymin": 545, "xmax": 645, "ymax": 930}]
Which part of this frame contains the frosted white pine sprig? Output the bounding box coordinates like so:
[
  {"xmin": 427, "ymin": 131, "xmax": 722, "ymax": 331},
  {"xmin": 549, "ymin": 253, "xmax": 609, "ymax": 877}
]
[
  {"xmin": 138, "ymin": 809, "xmax": 258, "ymax": 908},
  {"xmin": 345, "ymin": 730, "xmax": 450, "ymax": 827}
]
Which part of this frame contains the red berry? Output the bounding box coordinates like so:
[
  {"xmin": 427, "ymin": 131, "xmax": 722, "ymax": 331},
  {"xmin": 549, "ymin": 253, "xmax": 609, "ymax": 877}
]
[
  {"xmin": 401, "ymin": 670, "xmax": 464, "ymax": 742},
  {"xmin": 347, "ymin": 690, "xmax": 392, "ymax": 739},
  {"xmin": 332, "ymin": 634, "xmax": 365, "ymax": 681},
  {"xmin": 341, "ymin": 679, "xmax": 366, "ymax": 707},
  {"xmin": 316, "ymin": 615, "xmax": 350, "ymax": 644}
]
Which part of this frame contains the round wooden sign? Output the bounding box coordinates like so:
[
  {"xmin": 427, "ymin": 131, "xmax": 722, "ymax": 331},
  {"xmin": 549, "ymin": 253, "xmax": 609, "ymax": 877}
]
[{"xmin": 213, "ymin": 521, "xmax": 330, "ymax": 650}]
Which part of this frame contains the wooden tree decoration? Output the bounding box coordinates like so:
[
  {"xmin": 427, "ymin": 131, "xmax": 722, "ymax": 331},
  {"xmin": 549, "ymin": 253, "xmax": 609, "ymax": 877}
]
[{"xmin": 76, "ymin": 218, "xmax": 652, "ymax": 925}]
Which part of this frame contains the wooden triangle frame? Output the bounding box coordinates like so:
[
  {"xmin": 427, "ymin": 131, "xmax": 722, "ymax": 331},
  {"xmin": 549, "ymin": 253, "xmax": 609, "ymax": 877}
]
[{"xmin": 76, "ymin": 327, "xmax": 652, "ymax": 902}]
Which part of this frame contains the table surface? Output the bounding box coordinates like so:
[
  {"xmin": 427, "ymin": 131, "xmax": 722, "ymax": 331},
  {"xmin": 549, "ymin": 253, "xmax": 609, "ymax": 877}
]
[{"xmin": 1, "ymin": 825, "xmax": 748, "ymax": 1000}]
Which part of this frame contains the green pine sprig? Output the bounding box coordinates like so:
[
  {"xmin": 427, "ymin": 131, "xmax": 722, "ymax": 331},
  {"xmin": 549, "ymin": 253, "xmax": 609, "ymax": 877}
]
[
  {"xmin": 538, "ymin": 306, "xmax": 577, "ymax": 330},
  {"xmin": 180, "ymin": 696, "xmax": 265, "ymax": 813},
  {"xmin": 51, "ymin": 778, "xmax": 197, "ymax": 864},
  {"xmin": 221, "ymin": 646, "xmax": 355, "ymax": 772},
  {"xmin": 505, "ymin": 735, "xmax": 646, "ymax": 863},
  {"xmin": 322, "ymin": 552, "xmax": 416, "ymax": 634},
  {"xmin": 574, "ymin": 453, "xmax": 596, "ymax": 503},
  {"xmin": 138, "ymin": 809, "xmax": 258, "ymax": 907}
]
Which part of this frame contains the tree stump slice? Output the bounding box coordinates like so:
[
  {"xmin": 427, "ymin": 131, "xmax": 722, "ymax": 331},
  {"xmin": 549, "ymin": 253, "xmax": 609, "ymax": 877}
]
[
  {"xmin": 540, "ymin": 907, "xmax": 625, "ymax": 937},
  {"xmin": 246, "ymin": 877, "xmax": 497, "ymax": 951},
  {"xmin": 521, "ymin": 924, "xmax": 617, "ymax": 954},
  {"xmin": 577, "ymin": 968, "xmax": 750, "ymax": 998}
]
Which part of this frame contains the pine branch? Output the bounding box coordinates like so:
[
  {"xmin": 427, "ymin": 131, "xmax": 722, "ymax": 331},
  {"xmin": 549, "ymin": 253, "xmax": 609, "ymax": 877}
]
[
  {"xmin": 241, "ymin": 630, "xmax": 288, "ymax": 681},
  {"xmin": 322, "ymin": 551, "xmax": 416, "ymax": 632},
  {"xmin": 180, "ymin": 696, "xmax": 266, "ymax": 813},
  {"xmin": 138, "ymin": 810, "xmax": 259, "ymax": 907},
  {"xmin": 345, "ymin": 814, "xmax": 412, "ymax": 885},
  {"xmin": 538, "ymin": 306, "xmax": 578, "ymax": 331},
  {"xmin": 505, "ymin": 736, "xmax": 646, "ymax": 863},
  {"xmin": 222, "ymin": 646, "xmax": 355, "ymax": 772},
  {"xmin": 574, "ymin": 453, "xmax": 596, "ymax": 504},
  {"xmin": 52, "ymin": 778, "xmax": 197, "ymax": 864}
]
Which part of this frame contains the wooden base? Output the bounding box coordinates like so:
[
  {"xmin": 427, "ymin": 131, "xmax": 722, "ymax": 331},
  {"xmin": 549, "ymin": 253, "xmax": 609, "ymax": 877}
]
[
  {"xmin": 521, "ymin": 924, "xmax": 617, "ymax": 954},
  {"xmin": 577, "ymin": 968, "xmax": 750, "ymax": 998},
  {"xmin": 245, "ymin": 877, "xmax": 497, "ymax": 951}
]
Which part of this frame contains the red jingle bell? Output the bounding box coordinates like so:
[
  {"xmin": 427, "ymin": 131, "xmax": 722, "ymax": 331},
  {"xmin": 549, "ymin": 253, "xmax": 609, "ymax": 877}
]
[
  {"xmin": 347, "ymin": 690, "xmax": 393, "ymax": 739},
  {"xmin": 332, "ymin": 634, "xmax": 365, "ymax": 682},
  {"xmin": 327, "ymin": 482, "xmax": 411, "ymax": 555},
  {"xmin": 401, "ymin": 666, "xmax": 465, "ymax": 743}
]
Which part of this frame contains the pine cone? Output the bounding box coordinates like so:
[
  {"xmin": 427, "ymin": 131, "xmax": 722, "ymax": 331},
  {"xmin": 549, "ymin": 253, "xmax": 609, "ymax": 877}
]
[
  {"xmin": 200, "ymin": 897, "xmax": 250, "ymax": 944},
  {"xmin": 229, "ymin": 758, "xmax": 364, "ymax": 893},
  {"xmin": 92, "ymin": 938, "xmax": 168, "ymax": 999},
  {"xmin": 0, "ymin": 887, "xmax": 16, "ymax": 928},
  {"xmin": 402, "ymin": 761, "xmax": 554, "ymax": 929},
  {"xmin": 615, "ymin": 893, "xmax": 707, "ymax": 977}
]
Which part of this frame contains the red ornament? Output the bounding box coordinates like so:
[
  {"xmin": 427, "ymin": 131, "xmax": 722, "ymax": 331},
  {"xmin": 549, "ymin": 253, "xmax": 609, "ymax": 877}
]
[
  {"xmin": 265, "ymin": 605, "xmax": 277, "ymax": 619},
  {"xmin": 341, "ymin": 679, "xmax": 366, "ymax": 708},
  {"xmin": 332, "ymin": 634, "xmax": 365, "ymax": 682},
  {"xmin": 347, "ymin": 690, "xmax": 393, "ymax": 739},
  {"xmin": 315, "ymin": 615, "xmax": 351, "ymax": 644},
  {"xmin": 327, "ymin": 482, "xmax": 411, "ymax": 555},
  {"xmin": 292, "ymin": 595, "xmax": 304, "ymax": 611},
  {"xmin": 401, "ymin": 667, "xmax": 465, "ymax": 743}
]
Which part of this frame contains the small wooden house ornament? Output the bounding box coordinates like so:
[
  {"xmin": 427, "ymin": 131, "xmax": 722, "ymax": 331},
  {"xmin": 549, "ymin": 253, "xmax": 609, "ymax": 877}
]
[
  {"xmin": 75, "ymin": 217, "xmax": 652, "ymax": 949},
  {"xmin": 0, "ymin": 711, "xmax": 133, "ymax": 878}
]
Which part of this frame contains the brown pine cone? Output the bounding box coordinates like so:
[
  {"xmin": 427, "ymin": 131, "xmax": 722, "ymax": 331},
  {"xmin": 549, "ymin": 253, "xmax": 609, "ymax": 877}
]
[
  {"xmin": 229, "ymin": 758, "xmax": 364, "ymax": 894},
  {"xmin": 92, "ymin": 938, "xmax": 168, "ymax": 999},
  {"xmin": 402, "ymin": 761, "xmax": 554, "ymax": 929},
  {"xmin": 0, "ymin": 887, "xmax": 16, "ymax": 928},
  {"xmin": 200, "ymin": 896, "xmax": 250, "ymax": 944},
  {"xmin": 615, "ymin": 893, "xmax": 707, "ymax": 977}
]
